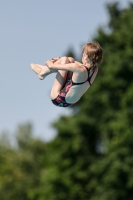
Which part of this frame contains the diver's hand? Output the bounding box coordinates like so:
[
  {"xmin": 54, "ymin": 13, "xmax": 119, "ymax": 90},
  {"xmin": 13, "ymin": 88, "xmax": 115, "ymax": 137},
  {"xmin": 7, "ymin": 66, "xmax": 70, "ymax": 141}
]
[
  {"xmin": 46, "ymin": 60, "xmax": 54, "ymax": 68},
  {"xmin": 51, "ymin": 57, "xmax": 60, "ymax": 63}
]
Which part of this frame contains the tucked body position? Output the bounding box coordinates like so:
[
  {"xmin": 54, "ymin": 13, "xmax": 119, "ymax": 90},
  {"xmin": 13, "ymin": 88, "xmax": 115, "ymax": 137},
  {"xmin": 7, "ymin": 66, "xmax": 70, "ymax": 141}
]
[{"xmin": 30, "ymin": 42, "xmax": 103, "ymax": 107}]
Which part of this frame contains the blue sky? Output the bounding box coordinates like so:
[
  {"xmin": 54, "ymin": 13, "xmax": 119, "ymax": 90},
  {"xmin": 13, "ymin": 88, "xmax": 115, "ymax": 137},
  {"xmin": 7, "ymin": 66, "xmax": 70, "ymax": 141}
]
[{"xmin": 0, "ymin": 0, "xmax": 130, "ymax": 141}]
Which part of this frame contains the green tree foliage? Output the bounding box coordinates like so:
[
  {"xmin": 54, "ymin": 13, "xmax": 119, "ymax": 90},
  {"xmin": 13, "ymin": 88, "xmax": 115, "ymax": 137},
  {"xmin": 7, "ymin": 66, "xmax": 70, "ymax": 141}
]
[
  {"xmin": 0, "ymin": 123, "xmax": 49, "ymax": 200},
  {"xmin": 1, "ymin": 2, "xmax": 133, "ymax": 200}
]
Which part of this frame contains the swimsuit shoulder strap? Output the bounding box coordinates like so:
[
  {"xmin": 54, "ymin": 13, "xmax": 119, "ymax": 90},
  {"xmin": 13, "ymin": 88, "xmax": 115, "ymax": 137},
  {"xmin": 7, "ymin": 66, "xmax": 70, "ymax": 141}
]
[{"xmin": 84, "ymin": 65, "xmax": 96, "ymax": 85}]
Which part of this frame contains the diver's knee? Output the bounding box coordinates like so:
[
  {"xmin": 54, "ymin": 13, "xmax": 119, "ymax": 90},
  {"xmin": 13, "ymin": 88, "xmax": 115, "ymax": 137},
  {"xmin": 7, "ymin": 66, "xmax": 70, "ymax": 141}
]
[
  {"xmin": 60, "ymin": 56, "xmax": 69, "ymax": 63},
  {"xmin": 68, "ymin": 57, "xmax": 75, "ymax": 63}
]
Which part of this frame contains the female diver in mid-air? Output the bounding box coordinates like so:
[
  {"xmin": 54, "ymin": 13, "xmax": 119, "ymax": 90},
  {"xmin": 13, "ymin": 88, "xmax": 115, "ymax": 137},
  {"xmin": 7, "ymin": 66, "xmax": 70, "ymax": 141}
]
[{"xmin": 30, "ymin": 42, "xmax": 103, "ymax": 107}]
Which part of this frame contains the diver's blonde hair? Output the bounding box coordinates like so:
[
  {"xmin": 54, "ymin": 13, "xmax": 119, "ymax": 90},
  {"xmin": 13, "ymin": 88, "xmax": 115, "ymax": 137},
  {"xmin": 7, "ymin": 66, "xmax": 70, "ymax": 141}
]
[{"xmin": 82, "ymin": 42, "xmax": 103, "ymax": 65}]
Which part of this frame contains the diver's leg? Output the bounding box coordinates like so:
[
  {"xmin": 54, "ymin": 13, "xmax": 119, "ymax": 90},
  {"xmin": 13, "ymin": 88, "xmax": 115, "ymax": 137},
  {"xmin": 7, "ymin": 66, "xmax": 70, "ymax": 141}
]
[{"xmin": 50, "ymin": 57, "xmax": 74, "ymax": 99}]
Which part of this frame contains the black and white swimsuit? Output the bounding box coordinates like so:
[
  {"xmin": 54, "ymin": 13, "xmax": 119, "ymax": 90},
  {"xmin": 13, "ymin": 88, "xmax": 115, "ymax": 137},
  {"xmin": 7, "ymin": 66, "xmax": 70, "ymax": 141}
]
[{"xmin": 51, "ymin": 66, "xmax": 96, "ymax": 107}]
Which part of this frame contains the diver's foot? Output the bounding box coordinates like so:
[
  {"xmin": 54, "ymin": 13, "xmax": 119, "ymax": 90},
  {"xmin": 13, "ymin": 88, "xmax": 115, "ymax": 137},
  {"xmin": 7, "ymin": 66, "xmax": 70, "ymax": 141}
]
[{"xmin": 30, "ymin": 63, "xmax": 49, "ymax": 80}]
